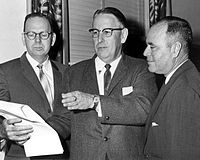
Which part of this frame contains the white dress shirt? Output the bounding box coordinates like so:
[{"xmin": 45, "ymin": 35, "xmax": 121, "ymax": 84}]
[
  {"xmin": 94, "ymin": 55, "xmax": 122, "ymax": 117},
  {"xmin": 26, "ymin": 52, "xmax": 54, "ymax": 99}
]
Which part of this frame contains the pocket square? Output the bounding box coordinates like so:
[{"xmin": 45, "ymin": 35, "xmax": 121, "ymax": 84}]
[
  {"xmin": 122, "ymin": 86, "xmax": 133, "ymax": 96},
  {"xmin": 152, "ymin": 122, "xmax": 159, "ymax": 127}
]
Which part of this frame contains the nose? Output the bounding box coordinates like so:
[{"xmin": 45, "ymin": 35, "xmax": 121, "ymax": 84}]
[
  {"xmin": 97, "ymin": 32, "xmax": 105, "ymax": 43},
  {"xmin": 35, "ymin": 34, "xmax": 41, "ymax": 43},
  {"xmin": 143, "ymin": 46, "xmax": 151, "ymax": 57}
]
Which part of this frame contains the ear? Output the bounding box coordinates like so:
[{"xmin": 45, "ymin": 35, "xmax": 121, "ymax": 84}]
[
  {"xmin": 171, "ymin": 41, "xmax": 182, "ymax": 58},
  {"xmin": 121, "ymin": 28, "xmax": 128, "ymax": 44},
  {"xmin": 51, "ymin": 33, "xmax": 56, "ymax": 46}
]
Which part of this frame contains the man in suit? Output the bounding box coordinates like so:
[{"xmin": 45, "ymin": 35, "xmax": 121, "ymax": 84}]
[
  {"xmin": 60, "ymin": 7, "xmax": 157, "ymax": 160},
  {"xmin": 0, "ymin": 13, "xmax": 69, "ymax": 159},
  {"xmin": 143, "ymin": 16, "xmax": 200, "ymax": 159}
]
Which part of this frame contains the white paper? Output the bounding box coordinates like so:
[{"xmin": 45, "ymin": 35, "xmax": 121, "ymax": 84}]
[{"xmin": 0, "ymin": 100, "xmax": 63, "ymax": 157}]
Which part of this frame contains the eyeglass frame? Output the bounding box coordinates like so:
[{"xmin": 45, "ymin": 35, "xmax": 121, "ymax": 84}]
[
  {"xmin": 88, "ymin": 28, "xmax": 124, "ymax": 38},
  {"xmin": 23, "ymin": 31, "xmax": 53, "ymax": 40}
]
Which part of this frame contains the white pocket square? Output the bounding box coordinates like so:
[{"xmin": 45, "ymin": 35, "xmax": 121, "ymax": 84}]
[
  {"xmin": 152, "ymin": 122, "xmax": 159, "ymax": 127},
  {"xmin": 122, "ymin": 86, "xmax": 133, "ymax": 96}
]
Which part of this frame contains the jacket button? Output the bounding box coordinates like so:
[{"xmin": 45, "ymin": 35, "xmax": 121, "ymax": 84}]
[
  {"xmin": 105, "ymin": 116, "xmax": 109, "ymax": 120},
  {"xmin": 145, "ymin": 154, "xmax": 149, "ymax": 158},
  {"xmin": 103, "ymin": 137, "xmax": 108, "ymax": 141}
]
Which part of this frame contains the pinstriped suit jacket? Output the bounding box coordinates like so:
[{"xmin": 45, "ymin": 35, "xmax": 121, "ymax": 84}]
[
  {"xmin": 60, "ymin": 54, "xmax": 157, "ymax": 160},
  {"xmin": 144, "ymin": 60, "xmax": 200, "ymax": 159}
]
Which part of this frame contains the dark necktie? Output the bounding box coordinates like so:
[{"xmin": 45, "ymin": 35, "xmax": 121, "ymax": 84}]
[
  {"xmin": 104, "ymin": 64, "xmax": 111, "ymax": 95},
  {"xmin": 37, "ymin": 64, "xmax": 53, "ymax": 111}
]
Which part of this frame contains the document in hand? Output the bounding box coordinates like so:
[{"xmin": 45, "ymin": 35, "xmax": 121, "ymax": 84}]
[{"xmin": 0, "ymin": 100, "xmax": 63, "ymax": 157}]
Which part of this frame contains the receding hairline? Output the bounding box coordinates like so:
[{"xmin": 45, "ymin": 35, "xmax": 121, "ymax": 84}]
[
  {"xmin": 92, "ymin": 13, "xmax": 124, "ymax": 27},
  {"xmin": 24, "ymin": 16, "xmax": 52, "ymax": 32}
]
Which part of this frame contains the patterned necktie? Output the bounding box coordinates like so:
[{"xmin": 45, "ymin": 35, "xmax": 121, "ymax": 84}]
[
  {"xmin": 104, "ymin": 64, "xmax": 111, "ymax": 95},
  {"xmin": 37, "ymin": 64, "xmax": 53, "ymax": 111}
]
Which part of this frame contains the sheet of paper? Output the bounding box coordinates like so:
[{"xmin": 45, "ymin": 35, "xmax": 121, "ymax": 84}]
[{"xmin": 0, "ymin": 100, "xmax": 63, "ymax": 157}]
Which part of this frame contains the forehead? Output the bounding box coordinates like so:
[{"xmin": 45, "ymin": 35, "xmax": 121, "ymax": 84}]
[
  {"xmin": 147, "ymin": 23, "xmax": 167, "ymax": 43},
  {"xmin": 25, "ymin": 17, "xmax": 51, "ymax": 32},
  {"xmin": 93, "ymin": 13, "xmax": 121, "ymax": 28}
]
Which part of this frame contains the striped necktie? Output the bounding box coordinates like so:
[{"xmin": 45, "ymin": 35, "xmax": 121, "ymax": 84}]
[
  {"xmin": 37, "ymin": 64, "xmax": 53, "ymax": 111},
  {"xmin": 104, "ymin": 64, "xmax": 111, "ymax": 95}
]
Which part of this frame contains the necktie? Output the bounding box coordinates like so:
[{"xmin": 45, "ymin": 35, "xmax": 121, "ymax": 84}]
[
  {"xmin": 104, "ymin": 64, "xmax": 111, "ymax": 95},
  {"xmin": 37, "ymin": 64, "xmax": 53, "ymax": 111}
]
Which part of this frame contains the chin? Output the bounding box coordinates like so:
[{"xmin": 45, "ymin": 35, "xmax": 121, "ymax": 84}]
[{"xmin": 148, "ymin": 67, "xmax": 156, "ymax": 73}]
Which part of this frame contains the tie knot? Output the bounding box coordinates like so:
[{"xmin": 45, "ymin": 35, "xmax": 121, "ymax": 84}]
[
  {"xmin": 37, "ymin": 64, "xmax": 43, "ymax": 70},
  {"xmin": 105, "ymin": 64, "xmax": 111, "ymax": 70}
]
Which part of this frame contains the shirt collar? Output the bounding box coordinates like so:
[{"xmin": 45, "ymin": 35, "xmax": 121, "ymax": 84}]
[
  {"xmin": 95, "ymin": 55, "xmax": 122, "ymax": 74},
  {"xmin": 26, "ymin": 52, "xmax": 50, "ymax": 70}
]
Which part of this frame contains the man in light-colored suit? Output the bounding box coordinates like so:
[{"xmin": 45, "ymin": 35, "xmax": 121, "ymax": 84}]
[
  {"xmin": 60, "ymin": 7, "xmax": 157, "ymax": 160},
  {"xmin": 143, "ymin": 16, "xmax": 200, "ymax": 159},
  {"xmin": 0, "ymin": 13, "xmax": 69, "ymax": 160}
]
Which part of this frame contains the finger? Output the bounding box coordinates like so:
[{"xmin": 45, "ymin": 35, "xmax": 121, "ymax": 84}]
[
  {"xmin": 67, "ymin": 105, "xmax": 79, "ymax": 110},
  {"xmin": 9, "ymin": 125, "xmax": 33, "ymax": 132},
  {"xmin": 9, "ymin": 133, "xmax": 31, "ymax": 142},
  {"xmin": 62, "ymin": 92, "xmax": 74, "ymax": 98},
  {"xmin": 6, "ymin": 125, "xmax": 33, "ymax": 140},
  {"xmin": 62, "ymin": 96, "xmax": 77, "ymax": 104},
  {"xmin": 16, "ymin": 139, "xmax": 29, "ymax": 145},
  {"xmin": 63, "ymin": 100, "xmax": 78, "ymax": 107},
  {"xmin": 6, "ymin": 118, "xmax": 22, "ymax": 125}
]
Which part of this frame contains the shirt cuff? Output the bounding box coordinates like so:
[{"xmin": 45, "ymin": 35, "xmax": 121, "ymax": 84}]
[{"xmin": 95, "ymin": 101, "xmax": 102, "ymax": 117}]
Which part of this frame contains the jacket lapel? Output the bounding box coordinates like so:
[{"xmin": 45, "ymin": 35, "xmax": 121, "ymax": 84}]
[
  {"xmin": 51, "ymin": 62, "xmax": 62, "ymax": 106},
  {"xmin": 107, "ymin": 54, "xmax": 127, "ymax": 95},
  {"xmin": 20, "ymin": 53, "xmax": 50, "ymax": 106}
]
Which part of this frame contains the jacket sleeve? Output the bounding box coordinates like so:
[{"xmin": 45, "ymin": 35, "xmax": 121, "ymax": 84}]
[
  {"xmin": 0, "ymin": 66, "xmax": 10, "ymax": 101},
  {"xmin": 47, "ymin": 68, "xmax": 71, "ymax": 139}
]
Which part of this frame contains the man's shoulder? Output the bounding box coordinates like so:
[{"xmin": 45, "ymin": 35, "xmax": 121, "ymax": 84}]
[
  {"xmin": 0, "ymin": 58, "xmax": 21, "ymax": 70},
  {"xmin": 124, "ymin": 54, "xmax": 146, "ymax": 64},
  {"xmin": 122, "ymin": 54, "xmax": 148, "ymax": 70},
  {"xmin": 51, "ymin": 60, "xmax": 69, "ymax": 73},
  {"xmin": 70, "ymin": 58, "xmax": 93, "ymax": 70},
  {"xmin": 174, "ymin": 62, "xmax": 200, "ymax": 94}
]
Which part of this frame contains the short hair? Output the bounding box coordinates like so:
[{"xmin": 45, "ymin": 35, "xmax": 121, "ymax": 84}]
[
  {"xmin": 156, "ymin": 16, "xmax": 193, "ymax": 52},
  {"xmin": 23, "ymin": 12, "xmax": 54, "ymax": 32},
  {"xmin": 92, "ymin": 7, "xmax": 127, "ymax": 28}
]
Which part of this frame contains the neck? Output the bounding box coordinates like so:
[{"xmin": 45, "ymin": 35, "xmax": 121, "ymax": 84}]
[{"xmin": 164, "ymin": 54, "xmax": 188, "ymax": 77}]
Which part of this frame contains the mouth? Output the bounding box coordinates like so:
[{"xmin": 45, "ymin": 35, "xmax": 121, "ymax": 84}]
[
  {"xmin": 97, "ymin": 46, "xmax": 107, "ymax": 50},
  {"xmin": 34, "ymin": 47, "xmax": 43, "ymax": 51}
]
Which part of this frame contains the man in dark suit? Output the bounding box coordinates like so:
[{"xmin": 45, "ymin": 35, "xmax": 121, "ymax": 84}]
[
  {"xmin": 60, "ymin": 7, "xmax": 157, "ymax": 160},
  {"xmin": 0, "ymin": 13, "xmax": 69, "ymax": 160},
  {"xmin": 143, "ymin": 16, "xmax": 200, "ymax": 159}
]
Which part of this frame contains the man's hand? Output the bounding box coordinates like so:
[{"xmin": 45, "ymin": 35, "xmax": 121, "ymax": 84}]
[
  {"xmin": 0, "ymin": 118, "xmax": 33, "ymax": 145},
  {"xmin": 62, "ymin": 91, "xmax": 94, "ymax": 110}
]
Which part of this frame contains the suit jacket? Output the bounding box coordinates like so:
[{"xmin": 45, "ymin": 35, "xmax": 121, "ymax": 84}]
[
  {"xmin": 144, "ymin": 60, "xmax": 200, "ymax": 160},
  {"xmin": 55, "ymin": 54, "xmax": 157, "ymax": 160},
  {"xmin": 0, "ymin": 53, "xmax": 69, "ymax": 160}
]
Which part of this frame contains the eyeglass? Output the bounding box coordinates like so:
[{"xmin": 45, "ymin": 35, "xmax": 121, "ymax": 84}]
[
  {"xmin": 24, "ymin": 31, "xmax": 52, "ymax": 40},
  {"xmin": 88, "ymin": 28, "xmax": 124, "ymax": 38}
]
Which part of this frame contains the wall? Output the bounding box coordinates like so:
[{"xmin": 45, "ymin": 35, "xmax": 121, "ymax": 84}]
[
  {"xmin": 172, "ymin": 0, "xmax": 200, "ymax": 45},
  {"xmin": 0, "ymin": 1, "xmax": 26, "ymax": 63},
  {"xmin": 1, "ymin": 1, "xmax": 199, "ymax": 64},
  {"xmin": 172, "ymin": 0, "xmax": 200, "ymax": 70},
  {"xmin": 68, "ymin": 0, "xmax": 145, "ymax": 64}
]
